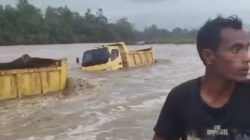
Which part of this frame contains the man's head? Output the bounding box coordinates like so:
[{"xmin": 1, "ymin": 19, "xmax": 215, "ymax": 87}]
[{"xmin": 197, "ymin": 16, "xmax": 250, "ymax": 82}]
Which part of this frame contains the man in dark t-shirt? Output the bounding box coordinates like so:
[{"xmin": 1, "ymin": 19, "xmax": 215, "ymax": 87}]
[{"xmin": 153, "ymin": 16, "xmax": 250, "ymax": 140}]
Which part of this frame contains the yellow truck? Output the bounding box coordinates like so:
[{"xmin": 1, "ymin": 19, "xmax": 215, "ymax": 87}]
[
  {"xmin": 79, "ymin": 42, "xmax": 155, "ymax": 71},
  {"xmin": 0, "ymin": 55, "xmax": 68, "ymax": 100}
]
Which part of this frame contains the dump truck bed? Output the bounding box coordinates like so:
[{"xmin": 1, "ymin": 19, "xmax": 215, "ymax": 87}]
[
  {"xmin": 0, "ymin": 55, "xmax": 68, "ymax": 100},
  {"xmin": 121, "ymin": 47, "xmax": 154, "ymax": 68}
]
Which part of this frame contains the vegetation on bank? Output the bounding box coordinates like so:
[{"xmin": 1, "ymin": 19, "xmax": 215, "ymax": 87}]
[
  {"xmin": 141, "ymin": 37, "xmax": 196, "ymax": 44},
  {"xmin": 0, "ymin": 0, "xmax": 198, "ymax": 46}
]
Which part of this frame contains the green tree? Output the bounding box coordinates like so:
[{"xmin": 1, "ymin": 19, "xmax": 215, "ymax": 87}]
[
  {"xmin": 0, "ymin": 0, "xmax": 197, "ymax": 45},
  {"xmin": 115, "ymin": 18, "xmax": 135, "ymax": 42},
  {"xmin": 17, "ymin": 0, "xmax": 44, "ymax": 44},
  {"xmin": 44, "ymin": 6, "xmax": 76, "ymax": 43}
]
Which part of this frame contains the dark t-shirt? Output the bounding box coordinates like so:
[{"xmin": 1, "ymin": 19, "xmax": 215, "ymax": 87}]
[{"xmin": 154, "ymin": 77, "xmax": 250, "ymax": 140}]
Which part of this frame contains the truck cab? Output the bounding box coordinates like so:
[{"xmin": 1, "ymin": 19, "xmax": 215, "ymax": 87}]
[{"xmin": 81, "ymin": 45, "xmax": 123, "ymax": 71}]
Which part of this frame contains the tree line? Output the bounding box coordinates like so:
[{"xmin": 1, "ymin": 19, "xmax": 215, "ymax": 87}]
[{"xmin": 0, "ymin": 0, "xmax": 198, "ymax": 46}]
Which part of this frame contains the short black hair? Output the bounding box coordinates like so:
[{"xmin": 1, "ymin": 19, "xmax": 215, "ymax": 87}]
[{"xmin": 197, "ymin": 16, "xmax": 242, "ymax": 64}]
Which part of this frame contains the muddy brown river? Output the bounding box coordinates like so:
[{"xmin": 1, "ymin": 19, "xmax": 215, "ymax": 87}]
[{"xmin": 0, "ymin": 44, "xmax": 204, "ymax": 140}]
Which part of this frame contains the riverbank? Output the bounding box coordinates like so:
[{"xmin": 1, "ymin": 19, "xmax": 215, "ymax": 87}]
[
  {"xmin": 0, "ymin": 38, "xmax": 196, "ymax": 47},
  {"xmin": 131, "ymin": 38, "xmax": 196, "ymax": 45}
]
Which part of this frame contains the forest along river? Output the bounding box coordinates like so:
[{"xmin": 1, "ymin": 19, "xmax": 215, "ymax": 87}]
[{"xmin": 0, "ymin": 43, "xmax": 204, "ymax": 140}]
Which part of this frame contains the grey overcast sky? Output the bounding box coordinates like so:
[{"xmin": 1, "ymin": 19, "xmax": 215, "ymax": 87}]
[{"xmin": 1, "ymin": 0, "xmax": 250, "ymax": 30}]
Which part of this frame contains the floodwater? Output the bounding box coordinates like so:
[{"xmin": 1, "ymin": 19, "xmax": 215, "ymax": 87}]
[{"xmin": 0, "ymin": 43, "xmax": 204, "ymax": 140}]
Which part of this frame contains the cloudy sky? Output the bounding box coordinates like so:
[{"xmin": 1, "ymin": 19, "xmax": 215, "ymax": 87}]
[{"xmin": 1, "ymin": 0, "xmax": 250, "ymax": 30}]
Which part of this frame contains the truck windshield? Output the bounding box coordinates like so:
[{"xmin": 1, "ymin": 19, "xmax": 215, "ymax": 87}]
[{"xmin": 82, "ymin": 48, "xmax": 110, "ymax": 66}]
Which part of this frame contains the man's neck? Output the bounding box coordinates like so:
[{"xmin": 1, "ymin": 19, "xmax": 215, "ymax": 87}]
[{"xmin": 200, "ymin": 72, "xmax": 235, "ymax": 108}]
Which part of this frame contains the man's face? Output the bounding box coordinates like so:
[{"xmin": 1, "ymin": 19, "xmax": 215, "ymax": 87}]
[{"xmin": 211, "ymin": 28, "xmax": 250, "ymax": 82}]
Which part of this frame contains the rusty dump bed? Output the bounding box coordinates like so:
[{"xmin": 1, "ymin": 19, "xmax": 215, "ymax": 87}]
[{"xmin": 0, "ymin": 55, "xmax": 68, "ymax": 100}]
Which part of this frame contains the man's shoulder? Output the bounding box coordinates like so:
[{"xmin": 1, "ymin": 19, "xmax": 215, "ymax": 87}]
[
  {"xmin": 167, "ymin": 77, "xmax": 200, "ymax": 100},
  {"xmin": 171, "ymin": 77, "xmax": 200, "ymax": 94}
]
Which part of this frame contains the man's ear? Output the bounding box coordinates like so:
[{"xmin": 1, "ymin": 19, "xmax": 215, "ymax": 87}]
[{"xmin": 201, "ymin": 49, "xmax": 215, "ymax": 65}]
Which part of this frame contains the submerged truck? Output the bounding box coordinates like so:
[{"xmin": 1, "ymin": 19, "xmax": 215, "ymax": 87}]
[
  {"xmin": 0, "ymin": 55, "xmax": 68, "ymax": 100},
  {"xmin": 79, "ymin": 42, "xmax": 155, "ymax": 71}
]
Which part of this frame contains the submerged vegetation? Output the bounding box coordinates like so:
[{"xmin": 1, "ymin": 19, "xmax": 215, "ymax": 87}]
[{"xmin": 0, "ymin": 0, "xmax": 198, "ymax": 46}]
